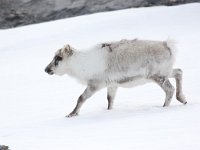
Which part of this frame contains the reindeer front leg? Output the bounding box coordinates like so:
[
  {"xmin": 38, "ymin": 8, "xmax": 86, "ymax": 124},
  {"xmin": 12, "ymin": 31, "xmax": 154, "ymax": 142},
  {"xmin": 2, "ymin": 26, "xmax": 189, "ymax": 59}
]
[{"xmin": 67, "ymin": 84, "xmax": 98, "ymax": 117}]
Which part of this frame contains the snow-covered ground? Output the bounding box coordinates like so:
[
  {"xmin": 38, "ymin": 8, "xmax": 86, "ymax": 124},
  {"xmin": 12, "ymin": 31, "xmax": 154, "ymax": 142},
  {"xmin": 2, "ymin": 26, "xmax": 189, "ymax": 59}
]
[{"xmin": 0, "ymin": 3, "xmax": 200, "ymax": 150}]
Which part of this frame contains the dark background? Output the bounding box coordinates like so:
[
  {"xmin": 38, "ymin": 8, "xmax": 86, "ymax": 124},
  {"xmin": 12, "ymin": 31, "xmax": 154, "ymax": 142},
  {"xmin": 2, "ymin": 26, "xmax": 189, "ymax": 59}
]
[{"xmin": 0, "ymin": 0, "xmax": 199, "ymax": 29}]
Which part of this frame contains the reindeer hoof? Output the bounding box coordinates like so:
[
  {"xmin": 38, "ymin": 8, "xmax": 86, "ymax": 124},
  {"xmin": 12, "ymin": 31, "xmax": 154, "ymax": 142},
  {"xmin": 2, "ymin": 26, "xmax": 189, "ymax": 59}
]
[
  {"xmin": 163, "ymin": 103, "xmax": 170, "ymax": 107},
  {"xmin": 66, "ymin": 112, "xmax": 78, "ymax": 117},
  {"xmin": 107, "ymin": 106, "xmax": 113, "ymax": 110},
  {"xmin": 176, "ymin": 94, "xmax": 187, "ymax": 105}
]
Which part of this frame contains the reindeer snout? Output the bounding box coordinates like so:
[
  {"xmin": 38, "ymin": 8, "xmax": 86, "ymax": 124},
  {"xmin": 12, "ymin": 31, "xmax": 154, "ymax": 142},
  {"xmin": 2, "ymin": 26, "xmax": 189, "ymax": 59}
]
[{"xmin": 45, "ymin": 67, "xmax": 54, "ymax": 75}]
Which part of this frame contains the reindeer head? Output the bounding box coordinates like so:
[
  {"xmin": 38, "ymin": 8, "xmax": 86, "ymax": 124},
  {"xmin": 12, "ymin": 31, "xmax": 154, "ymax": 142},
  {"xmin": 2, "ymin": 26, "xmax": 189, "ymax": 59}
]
[{"xmin": 45, "ymin": 44, "xmax": 74, "ymax": 76}]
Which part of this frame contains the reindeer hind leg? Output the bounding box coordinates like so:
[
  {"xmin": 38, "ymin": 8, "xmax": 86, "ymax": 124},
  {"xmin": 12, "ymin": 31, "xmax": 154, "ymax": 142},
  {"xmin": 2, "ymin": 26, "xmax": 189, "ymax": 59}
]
[
  {"xmin": 152, "ymin": 76, "xmax": 175, "ymax": 107},
  {"xmin": 170, "ymin": 69, "xmax": 187, "ymax": 104}
]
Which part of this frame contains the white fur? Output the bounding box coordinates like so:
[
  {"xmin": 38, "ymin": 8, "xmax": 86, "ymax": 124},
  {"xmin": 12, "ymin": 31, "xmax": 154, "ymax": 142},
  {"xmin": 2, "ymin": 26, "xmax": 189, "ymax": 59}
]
[
  {"xmin": 68, "ymin": 49, "xmax": 107, "ymax": 83},
  {"xmin": 45, "ymin": 39, "xmax": 185, "ymax": 117},
  {"xmin": 52, "ymin": 39, "xmax": 176, "ymax": 87}
]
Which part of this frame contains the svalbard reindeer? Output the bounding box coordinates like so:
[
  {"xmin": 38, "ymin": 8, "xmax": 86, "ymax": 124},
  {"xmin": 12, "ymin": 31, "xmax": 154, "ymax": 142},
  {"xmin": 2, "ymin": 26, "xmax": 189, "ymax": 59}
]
[{"xmin": 45, "ymin": 39, "xmax": 187, "ymax": 117}]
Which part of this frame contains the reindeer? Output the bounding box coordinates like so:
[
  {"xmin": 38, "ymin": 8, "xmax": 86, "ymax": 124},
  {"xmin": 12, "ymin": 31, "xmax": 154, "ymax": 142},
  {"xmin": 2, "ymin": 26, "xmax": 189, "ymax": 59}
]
[{"xmin": 45, "ymin": 39, "xmax": 187, "ymax": 117}]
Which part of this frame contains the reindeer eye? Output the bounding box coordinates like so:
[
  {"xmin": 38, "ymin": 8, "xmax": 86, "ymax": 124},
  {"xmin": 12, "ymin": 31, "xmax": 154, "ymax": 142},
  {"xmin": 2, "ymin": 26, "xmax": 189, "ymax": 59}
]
[
  {"xmin": 54, "ymin": 56, "xmax": 63, "ymax": 66},
  {"xmin": 56, "ymin": 56, "xmax": 62, "ymax": 61}
]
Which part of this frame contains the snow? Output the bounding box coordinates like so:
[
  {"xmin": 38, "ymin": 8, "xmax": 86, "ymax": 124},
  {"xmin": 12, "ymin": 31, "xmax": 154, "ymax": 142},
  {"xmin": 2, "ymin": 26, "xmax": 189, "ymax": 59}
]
[{"xmin": 0, "ymin": 3, "xmax": 200, "ymax": 150}]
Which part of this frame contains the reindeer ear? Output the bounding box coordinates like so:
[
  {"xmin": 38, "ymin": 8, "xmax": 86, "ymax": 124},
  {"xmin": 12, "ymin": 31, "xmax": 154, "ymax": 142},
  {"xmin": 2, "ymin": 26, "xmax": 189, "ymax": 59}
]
[{"xmin": 63, "ymin": 44, "xmax": 73, "ymax": 56}]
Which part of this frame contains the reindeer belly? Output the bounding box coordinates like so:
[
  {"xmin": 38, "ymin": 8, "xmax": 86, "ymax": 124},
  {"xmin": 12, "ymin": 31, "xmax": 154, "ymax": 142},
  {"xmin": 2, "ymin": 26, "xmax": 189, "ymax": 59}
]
[{"xmin": 113, "ymin": 76, "xmax": 151, "ymax": 88}]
